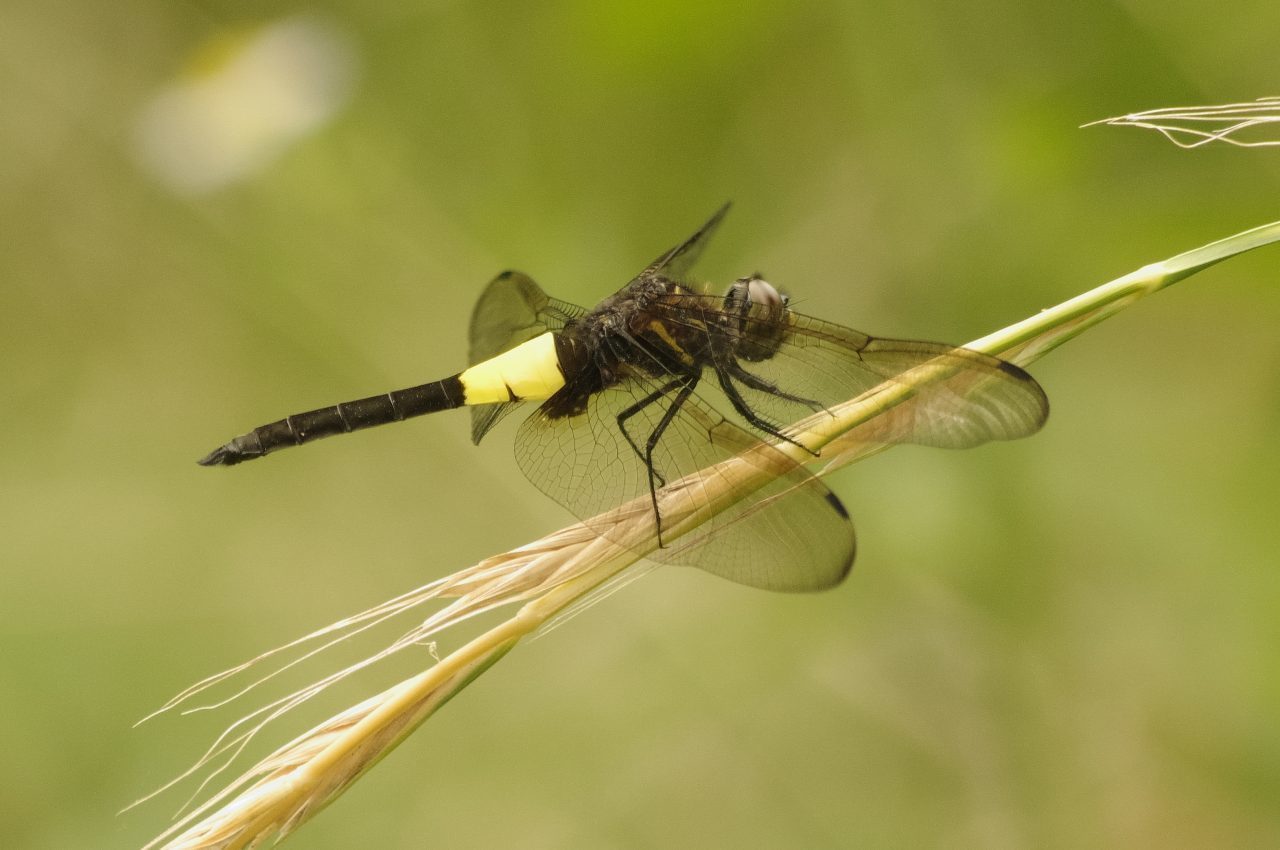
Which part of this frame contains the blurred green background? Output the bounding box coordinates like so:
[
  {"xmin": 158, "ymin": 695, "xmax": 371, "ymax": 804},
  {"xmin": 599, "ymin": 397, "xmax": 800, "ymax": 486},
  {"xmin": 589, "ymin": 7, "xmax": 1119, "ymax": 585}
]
[{"xmin": 4, "ymin": 2, "xmax": 1280, "ymax": 848}]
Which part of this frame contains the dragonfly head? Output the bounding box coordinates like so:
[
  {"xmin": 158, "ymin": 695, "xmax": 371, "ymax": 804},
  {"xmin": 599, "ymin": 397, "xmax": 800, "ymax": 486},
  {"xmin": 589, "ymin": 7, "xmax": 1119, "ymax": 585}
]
[
  {"xmin": 726, "ymin": 275, "xmax": 788, "ymax": 312},
  {"xmin": 725, "ymin": 275, "xmax": 789, "ymax": 362}
]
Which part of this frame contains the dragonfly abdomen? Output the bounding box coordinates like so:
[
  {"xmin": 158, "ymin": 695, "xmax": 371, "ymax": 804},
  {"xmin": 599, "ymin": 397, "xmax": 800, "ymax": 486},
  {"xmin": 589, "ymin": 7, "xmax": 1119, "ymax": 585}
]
[
  {"xmin": 197, "ymin": 377, "xmax": 468, "ymax": 466},
  {"xmin": 456, "ymin": 332, "xmax": 567, "ymax": 404},
  {"xmin": 199, "ymin": 332, "xmax": 573, "ymax": 466}
]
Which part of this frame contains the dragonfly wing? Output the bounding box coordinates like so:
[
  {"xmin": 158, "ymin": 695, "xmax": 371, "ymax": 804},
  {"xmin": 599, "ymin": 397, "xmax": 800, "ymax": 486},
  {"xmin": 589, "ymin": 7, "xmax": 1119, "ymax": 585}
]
[
  {"xmin": 640, "ymin": 203, "xmax": 732, "ymax": 283},
  {"xmin": 515, "ymin": 375, "xmax": 855, "ymax": 592},
  {"xmin": 831, "ymin": 335, "xmax": 1049, "ymax": 447},
  {"xmin": 656, "ymin": 300, "xmax": 1049, "ymax": 450},
  {"xmin": 467, "ymin": 270, "xmax": 585, "ymax": 444}
]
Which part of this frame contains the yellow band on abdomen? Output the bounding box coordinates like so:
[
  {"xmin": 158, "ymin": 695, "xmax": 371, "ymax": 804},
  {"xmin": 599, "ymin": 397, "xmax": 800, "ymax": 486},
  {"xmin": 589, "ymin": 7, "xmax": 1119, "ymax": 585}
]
[{"xmin": 459, "ymin": 332, "xmax": 565, "ymax": 404}]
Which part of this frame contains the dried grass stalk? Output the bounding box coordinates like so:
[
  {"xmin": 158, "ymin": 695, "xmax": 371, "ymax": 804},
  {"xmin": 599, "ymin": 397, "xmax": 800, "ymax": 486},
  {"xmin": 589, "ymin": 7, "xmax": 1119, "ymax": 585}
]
[{"xmin": 1086, "ymin": 97, "xmax": 1280, "ymax": 147}]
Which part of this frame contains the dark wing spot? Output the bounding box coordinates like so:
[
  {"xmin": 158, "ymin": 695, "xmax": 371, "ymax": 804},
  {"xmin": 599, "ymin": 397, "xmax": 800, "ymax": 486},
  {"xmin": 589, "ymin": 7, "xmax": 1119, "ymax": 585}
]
[
  {"xmin": 996, "ymin": 359, "xmax": 1027, "ymax": 379},
  {"xmin": 825, "ymin": 490, "xmax": 850, "ymax": 519}
]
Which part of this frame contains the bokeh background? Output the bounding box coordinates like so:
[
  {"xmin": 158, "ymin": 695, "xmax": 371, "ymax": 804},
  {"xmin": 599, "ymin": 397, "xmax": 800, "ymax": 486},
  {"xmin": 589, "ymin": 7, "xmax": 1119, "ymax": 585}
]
[{"xmin": 4, "ymin": 2, "xmax": 1280, "ymax": 848}]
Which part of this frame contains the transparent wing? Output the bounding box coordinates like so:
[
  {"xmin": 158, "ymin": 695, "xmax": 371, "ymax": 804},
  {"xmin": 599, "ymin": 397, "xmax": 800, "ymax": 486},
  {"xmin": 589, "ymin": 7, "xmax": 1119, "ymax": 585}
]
[
  {"xmin": 639, "ymin": 203, "xmax": 732, "ymax": 283},
  {"xmin": 467, "ymin": 270, "xmax": 586, "ymax": 444},
  {"xmin": 656, "ymin": 294, "xmax": 1049, "ymax": 450},
  {"xmin": 514, "ymin": 374, "xmax": 854, "ymax": 592}
]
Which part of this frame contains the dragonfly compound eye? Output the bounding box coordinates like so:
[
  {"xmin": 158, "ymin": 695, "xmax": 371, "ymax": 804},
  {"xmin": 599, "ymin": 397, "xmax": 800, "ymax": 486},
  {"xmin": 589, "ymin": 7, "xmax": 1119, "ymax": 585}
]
[
  {"xmin": 744, "ymin": 276, "xmax": 784, "ymax": 311},
  {"xmin": 725, "ymin": 275, "xmax": 784, "ymax": 311}
]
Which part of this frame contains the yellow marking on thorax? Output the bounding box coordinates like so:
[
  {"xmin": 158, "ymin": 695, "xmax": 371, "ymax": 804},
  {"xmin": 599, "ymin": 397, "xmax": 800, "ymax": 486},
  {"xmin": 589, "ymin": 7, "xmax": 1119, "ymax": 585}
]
[
  {"xmin": 459, "ymin": 332, "xmax": 565, "ymax": 404},
  {"xmin": 645, "ymin": 320, "xmax": 694, "ymax": 365}
]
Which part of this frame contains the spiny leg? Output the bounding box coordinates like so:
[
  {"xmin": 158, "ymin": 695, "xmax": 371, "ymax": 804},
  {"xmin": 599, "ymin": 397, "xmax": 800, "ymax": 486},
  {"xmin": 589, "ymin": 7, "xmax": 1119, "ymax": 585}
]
[
  {"xmin": 714, "ymin": 365, "xmax": 819, "ymax": 457},
  {"xmin": 615, "ymin": 376, "xmax": 688, "ymax": 487},
  {"xmin": 640, "ymin": 377, "xmax": 698, "ymax": 547},
  {"xmin": 727, "ymin": 361, "xmax": 828, "ymax": 414}
]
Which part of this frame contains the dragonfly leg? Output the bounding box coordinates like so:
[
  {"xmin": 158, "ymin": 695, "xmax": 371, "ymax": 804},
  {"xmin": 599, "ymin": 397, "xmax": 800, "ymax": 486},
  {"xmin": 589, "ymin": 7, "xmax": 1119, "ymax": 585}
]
[
  {"xmin": 641, "ymin": 377, "xmax": 699, "ymax": 547},
  {"xmin": 714, "ymin": 365, "xmax": 819, "ymax": 457},
  {"xmin": 726, "ymin": 361, "xmax": 828, "ymax": 414},
  {"xmin": 615, "ymin": 376, "xmax": 688, "ymax": 486}
]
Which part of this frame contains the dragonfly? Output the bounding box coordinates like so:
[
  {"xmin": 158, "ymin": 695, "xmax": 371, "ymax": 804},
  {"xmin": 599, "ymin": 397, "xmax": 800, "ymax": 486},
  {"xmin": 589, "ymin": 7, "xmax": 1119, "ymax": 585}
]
[{"xmin": 200, "ymin": 205, "xmax": 1049, "ymax": 592}]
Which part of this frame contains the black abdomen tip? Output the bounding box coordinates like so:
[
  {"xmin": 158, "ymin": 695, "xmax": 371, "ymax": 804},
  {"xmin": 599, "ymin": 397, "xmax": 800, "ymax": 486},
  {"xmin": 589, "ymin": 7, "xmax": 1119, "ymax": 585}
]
[
  {"xmin": 198, "ymin": 429, "xmax": 267, "ymax": 466},
  {"xmin": 197, "ymin": 445, "xmax": 238, "ymax": 465},
  {"xmin": 198, "ymin": 444, "xmax": 249, "ymax": 466}
]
